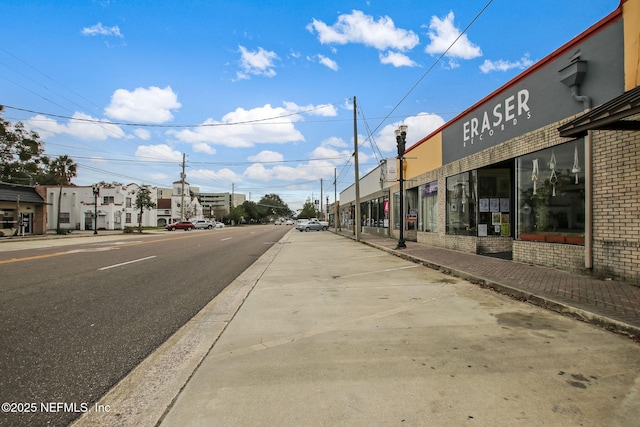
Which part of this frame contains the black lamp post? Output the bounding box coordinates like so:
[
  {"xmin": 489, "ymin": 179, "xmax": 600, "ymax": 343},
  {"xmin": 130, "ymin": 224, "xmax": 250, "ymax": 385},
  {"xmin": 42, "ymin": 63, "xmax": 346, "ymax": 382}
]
[
  {"xmin": 92, "ymin": 185, "xmax": 99, "ymax": 235},
  {"xmin": 395, "ymin": 125, "xmax": 407, "ymax": 249}
]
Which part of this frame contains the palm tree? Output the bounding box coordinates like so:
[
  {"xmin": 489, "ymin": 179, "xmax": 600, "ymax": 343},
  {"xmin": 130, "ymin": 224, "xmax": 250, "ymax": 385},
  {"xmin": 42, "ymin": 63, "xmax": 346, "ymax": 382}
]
[{"xmin": 49, "ymin": 155, "xmax": 78, "ymax": 233}]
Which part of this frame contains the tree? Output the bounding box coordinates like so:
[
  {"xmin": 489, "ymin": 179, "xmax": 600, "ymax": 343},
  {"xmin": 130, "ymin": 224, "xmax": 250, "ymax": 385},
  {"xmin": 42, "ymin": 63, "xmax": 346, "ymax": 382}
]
[
  {"xmin": 50, "ymin": 155, "xmax": 78, "ymax": 233},
  {"xmin": 229, "ymin": 205, "xmax": 247, "ymax": 225},
  {"xmin": 133, "ymin": 185, "xmax": 157, "ymax": 233},
  {"xmin": 0, "ymin": 106, "xmax": 52, "ymax": 184},
  {"xmin": 298, "ymin": 200, "xmax": 318, "ymax": 219},
  {"xmin": 258, "ymin": 194, "xmax": 293, "ymax": 220}
]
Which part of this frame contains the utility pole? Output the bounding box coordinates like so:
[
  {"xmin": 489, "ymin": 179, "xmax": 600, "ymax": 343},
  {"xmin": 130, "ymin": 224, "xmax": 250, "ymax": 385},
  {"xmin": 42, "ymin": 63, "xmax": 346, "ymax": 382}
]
[
  {"xmin": 334, "ymin": 168, "xmax": 339, "ymax": 231},
  {"xmin": 320, "ymin": 178, "xmax": 323, "ymax": 220},
  {"xmin": 353, "ymin": 96, "xmax": 361, "ymax": 241},
  {"xmin": 180, "ymin": 153, "xmax": 186, "ymax": 221}
]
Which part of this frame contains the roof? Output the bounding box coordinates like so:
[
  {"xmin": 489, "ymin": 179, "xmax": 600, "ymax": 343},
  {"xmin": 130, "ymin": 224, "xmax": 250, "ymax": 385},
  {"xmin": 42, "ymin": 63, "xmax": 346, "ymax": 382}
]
[
  {"xmin": 558, "ymin": 85, "xmax": 640, "ymax": 137},
  {"xmin": 0, "ymin": 182, "xmax": 47, "ymax": 204}
]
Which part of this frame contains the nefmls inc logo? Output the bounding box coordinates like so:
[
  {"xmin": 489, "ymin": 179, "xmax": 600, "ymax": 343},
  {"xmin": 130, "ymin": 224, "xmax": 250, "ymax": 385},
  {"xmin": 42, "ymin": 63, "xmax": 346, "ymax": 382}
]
[{"xmin": 462, "ymin": 89, "xmax": 531, "ymax": 147}]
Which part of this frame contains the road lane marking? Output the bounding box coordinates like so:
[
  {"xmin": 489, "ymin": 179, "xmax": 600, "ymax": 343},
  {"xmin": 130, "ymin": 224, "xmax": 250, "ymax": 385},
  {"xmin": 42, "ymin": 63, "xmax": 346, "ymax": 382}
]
[
  {"xmin": 0, "ymin": 232, "xmax": 226, "ymax": 264},
  {"xmin": 221, "ymin": 237, "xmax": 233, "ymax": 241},
  {"xmin": 98, "ymin": 256, "xmax": 157, "ymax": 271}
]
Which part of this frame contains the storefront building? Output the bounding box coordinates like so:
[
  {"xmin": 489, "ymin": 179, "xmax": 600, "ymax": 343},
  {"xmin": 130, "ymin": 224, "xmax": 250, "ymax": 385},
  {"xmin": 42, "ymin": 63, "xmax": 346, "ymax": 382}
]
[
  {"xmin": 0, "ymin": 182, "xmax": 47, "ymax": 236},
  {"xmin": 347, "ymin": 1, "xmax": 639, "ymax": 283},
  {"xmin": 340, "ymin": 162, "xmax": 391, "ymax": 237}
]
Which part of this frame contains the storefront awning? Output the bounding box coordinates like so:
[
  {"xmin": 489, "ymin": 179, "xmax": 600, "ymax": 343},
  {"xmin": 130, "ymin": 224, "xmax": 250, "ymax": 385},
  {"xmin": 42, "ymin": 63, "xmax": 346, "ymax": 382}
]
[{"xmin": 558, "ymin": 85, "xmax": 640, "ymax": 138}]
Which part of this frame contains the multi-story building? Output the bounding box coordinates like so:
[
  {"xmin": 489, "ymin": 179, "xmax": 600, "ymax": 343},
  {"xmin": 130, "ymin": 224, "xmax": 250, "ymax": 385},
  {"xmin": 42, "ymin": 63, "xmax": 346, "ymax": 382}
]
[
  {"xmin": 40, "ymin": 183, "xmax": 158, "ymax": 231},
  {"xmin": 190, "ymin": 188, "xmax": 245, "ymax": 220}
]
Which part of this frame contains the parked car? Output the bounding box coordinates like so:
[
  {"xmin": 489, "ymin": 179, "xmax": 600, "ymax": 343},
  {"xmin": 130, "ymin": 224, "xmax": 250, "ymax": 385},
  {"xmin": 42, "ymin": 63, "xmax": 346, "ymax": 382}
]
[
  {"xmin": 166, "ymin": 221, "xmax": 194, "ymax": 231},
  {"xmin": 296, "ymin": 219, "xmax": 328, "ymax": 232},
  {"xmin": 274, "ymin": 219, "xmax": 282, "ymax": 225},
  {"xmin": 214, "ymin": 221, "xmax": 225, "ymax": 228},
  {"xmin": 285, "ymin": 219, "xmax": 294, "ymax": 225},
  {"xmin": 192, "ymin": 219, "xmax": 215, "ymax": 229}
]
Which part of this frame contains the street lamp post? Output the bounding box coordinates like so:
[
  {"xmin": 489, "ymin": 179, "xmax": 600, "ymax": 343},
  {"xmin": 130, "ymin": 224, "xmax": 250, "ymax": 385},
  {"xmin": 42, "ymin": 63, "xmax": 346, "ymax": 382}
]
[
  {"xmin": 92, "ymin": 185, "xmax": 99, "ymax": 235},
  {"xmin": 395, "ymin": 125, "xmax": 407, "ymax": 249}
]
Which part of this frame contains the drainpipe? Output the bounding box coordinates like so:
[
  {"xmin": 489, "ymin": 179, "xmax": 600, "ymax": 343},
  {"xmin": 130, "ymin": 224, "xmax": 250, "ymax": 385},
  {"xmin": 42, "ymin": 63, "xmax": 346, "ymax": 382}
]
[
  {"xmin": 559, "ymin": 54, "xmax": 592, "ymax": 269},
  {"xmin": 571, "ymin": 85, "xmax": 593, "ymax": 270}
]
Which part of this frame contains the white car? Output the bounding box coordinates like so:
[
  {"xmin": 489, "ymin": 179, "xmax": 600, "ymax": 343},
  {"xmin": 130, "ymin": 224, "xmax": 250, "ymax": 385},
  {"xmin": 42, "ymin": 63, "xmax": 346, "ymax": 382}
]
[
  {"xmin": 285, "ymin": 219, "xmax": 294, "ymax": 225},
  {"xmin": 214, "ymin": 222, "xmax": 225, "ymax": 228},
  {"xmin": 192, "ymin": 219, "xmax": 215, "ymax": 229}
]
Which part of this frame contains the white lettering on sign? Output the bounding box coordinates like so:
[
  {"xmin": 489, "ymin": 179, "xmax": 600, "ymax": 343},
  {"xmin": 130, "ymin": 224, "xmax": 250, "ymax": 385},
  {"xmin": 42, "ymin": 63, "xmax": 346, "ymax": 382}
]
[{"xmin": 463, "ymin": 89, "xmax": 531, "ymax": 146}]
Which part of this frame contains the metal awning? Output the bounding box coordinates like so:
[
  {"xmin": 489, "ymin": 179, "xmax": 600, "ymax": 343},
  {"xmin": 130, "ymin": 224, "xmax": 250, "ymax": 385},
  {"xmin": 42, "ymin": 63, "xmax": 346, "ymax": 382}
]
[{"xmin": 558, "ymin": 85, "xmax": 640, "ymax": 138}]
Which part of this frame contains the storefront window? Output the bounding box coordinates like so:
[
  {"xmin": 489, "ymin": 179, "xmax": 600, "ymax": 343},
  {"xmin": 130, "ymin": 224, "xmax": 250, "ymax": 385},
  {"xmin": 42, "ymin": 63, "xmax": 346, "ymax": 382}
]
[
  {"xmin": 360, "ymin": 197, "xmax": 388, "ymax": 228},
  {"xmin": 516, "ymin": 141, "xmax": 585, "ymax": 244},
  {"xmin": 419, "ymin": 181, "xmax": 438, "ymax": 232},
  {"xmin": 446, "ymin": 171, "xmax": 476, "ymax": 235}
]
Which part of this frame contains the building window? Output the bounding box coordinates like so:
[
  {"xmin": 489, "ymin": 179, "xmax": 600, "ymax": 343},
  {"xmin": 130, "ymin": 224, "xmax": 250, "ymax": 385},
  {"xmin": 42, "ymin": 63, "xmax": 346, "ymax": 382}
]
[
  {"xmin": 126, "ymin": 197, "xmax": 132, "ymax": 208},
  {"xmin": 516, "ymin": 140, "xmax": 585, "ymax": 244},
  {"xmin": 60, "ymin": 212, "xmax": 70, "ymax": 224},
  {"xmin": 125, "ymin": 213, "xmax": 132, "ymax": 224},
  {"xmin": 360, "ymin": 196, "xmax": 388, "ymax": 228},
  {"xmin": 103, "ymin": 196, "xmax": 115, "ymax": 204},
  {"xmin": 419, "ymin": 181, "xmax": 438, "ymax": 232},
  {"xmin": 446, "ymin": 171, "xmax": 477, "ymax": 235}
]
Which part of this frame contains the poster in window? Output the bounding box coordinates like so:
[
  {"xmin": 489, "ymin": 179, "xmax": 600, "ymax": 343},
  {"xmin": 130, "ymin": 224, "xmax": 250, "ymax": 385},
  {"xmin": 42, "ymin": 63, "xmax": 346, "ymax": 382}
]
[
  {"xmin": 501, "ymin": 223, "xmax": 510, "ymax": 236},
  {"xmin": 492, "ymin": 212, "xmax": 501, "ymax": 225},
  {"xmin": 500, "ymin": 198, "xmax": 509, "ymax": 212},
  {"xmin": 490, "ymin": 198, "xmax": 500, "ymax": 212},
  {"xmin": 501, "ymin": 213, "xmax": 510, "ymax": 224},
  {"xmin": 478, "ymin": 224, "xmax": 488, "ymax": 236},
  {"xmin": 479, "ymin": 198, "xmax": 489, "ymax": 212}
]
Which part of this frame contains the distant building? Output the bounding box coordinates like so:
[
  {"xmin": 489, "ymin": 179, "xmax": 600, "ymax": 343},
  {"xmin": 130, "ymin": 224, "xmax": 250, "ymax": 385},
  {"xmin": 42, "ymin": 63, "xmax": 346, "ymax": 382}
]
[
  {"xmin": 39, "ymin": 183, "xmax": 158, "ymax": 231},
  {"xmin": 190, "ymin": 188, "xmax": 245, "ymax": 219}
]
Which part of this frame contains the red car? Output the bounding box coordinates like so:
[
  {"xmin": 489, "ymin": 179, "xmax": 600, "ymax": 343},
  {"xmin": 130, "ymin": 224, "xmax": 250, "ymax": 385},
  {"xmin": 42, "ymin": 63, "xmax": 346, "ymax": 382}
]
[{"xmin": 166, "ymin": 221, "xmax": 194, "ymax": 231}]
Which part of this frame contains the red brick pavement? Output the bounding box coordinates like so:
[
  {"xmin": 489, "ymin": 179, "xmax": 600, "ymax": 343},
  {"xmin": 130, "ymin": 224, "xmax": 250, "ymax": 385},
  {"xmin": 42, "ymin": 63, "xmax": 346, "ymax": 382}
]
[{"xmin": 337, "ymin": 230, "xmax": 640, "ymax": 341}]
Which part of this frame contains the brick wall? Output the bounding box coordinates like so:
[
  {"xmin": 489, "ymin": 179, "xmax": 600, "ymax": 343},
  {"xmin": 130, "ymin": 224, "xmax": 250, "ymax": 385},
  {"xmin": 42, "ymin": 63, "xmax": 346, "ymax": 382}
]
[{"xmin": 591, "ymin": 120, "xmax": 640, "ymax": 283}]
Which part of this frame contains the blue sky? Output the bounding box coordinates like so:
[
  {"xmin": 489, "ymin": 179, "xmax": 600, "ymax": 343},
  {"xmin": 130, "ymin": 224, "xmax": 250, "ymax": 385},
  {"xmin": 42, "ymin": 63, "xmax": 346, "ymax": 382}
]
[{"xmin": 1, "ymin": 0, "xmax": 619, "ymax": 210}]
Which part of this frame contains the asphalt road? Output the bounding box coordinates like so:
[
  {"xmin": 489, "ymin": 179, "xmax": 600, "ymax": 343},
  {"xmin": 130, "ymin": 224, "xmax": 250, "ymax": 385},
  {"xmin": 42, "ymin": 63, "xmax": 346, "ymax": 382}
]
[{"xmin": 0, "ymin": 225, "xmax": 290, "ymax": 427}]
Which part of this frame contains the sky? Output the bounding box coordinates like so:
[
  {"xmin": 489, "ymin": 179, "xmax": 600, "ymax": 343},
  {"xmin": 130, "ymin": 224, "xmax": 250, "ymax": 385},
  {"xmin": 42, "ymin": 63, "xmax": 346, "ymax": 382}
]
[{"xmin": 1, "ymin": 0, "xmax": 620, "ymax": 211}]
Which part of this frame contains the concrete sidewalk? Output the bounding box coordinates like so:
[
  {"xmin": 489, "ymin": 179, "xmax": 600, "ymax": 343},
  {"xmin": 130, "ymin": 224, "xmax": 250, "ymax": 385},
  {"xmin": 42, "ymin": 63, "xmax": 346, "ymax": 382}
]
[
  {"xmin": 71, "ymin": 228, "xmax": 640, "ymax": 427},
  {"xmin": 340, "ymin": 230, "xmax": 640, "ymax": 341}
]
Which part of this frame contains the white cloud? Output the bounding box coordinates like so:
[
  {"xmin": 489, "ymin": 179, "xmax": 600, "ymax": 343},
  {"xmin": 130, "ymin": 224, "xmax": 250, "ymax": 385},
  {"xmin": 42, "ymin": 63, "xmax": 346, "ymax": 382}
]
[
  {"xmin": 282, "ymin": 101, "xmax": 338, "ymax": 117},
  {"xmin": 81, "ymin": 22, "xmax": 123, "ymax": 37},
  {"xmin": 105, "ymin": 86, "xmax": 181, "ymax": 123},
  {"xmin": 134, "ymin": 128, "xmax": 151, "ymax": 140},
  {"xmin": 189, "ymin": 168, "xmax": 240, "ymax": 182},
  {"xmin": 237, "ymin": 46, "xmax": 278, "ymax": 79},
  {"xmin": 379, "ymin": 51, "xmax": 417, "ymax": 67},
  {"xmin": 377, "ymin": 113, "xmax": 446, "ymax": 152},
  {"xmin": 480, "ymin": 54, "xmax": 534, "ymax": 73},
  {"xmin": 27, "ymin": 112, "xmax": 125, "ymax": 140},
  {"xmin": 244, "ymin": 163, "xmax": 272, "ymax": 181},
  {"xmin": 321, "ymin": 136, "xmax": 348, "ymax": 148},
  {"xmin": 425, "ymin": 12, "xmax": 482, "ymax": 60},
  {"xmin": 307, "ymin": 10, "xmax": 419, "ymax": 52},
  {"xmin": 248, "ymin": 150, "xmax": 285, "ymax": 163},
  {"xmin": 134, "ymin": 144, "xmax": 183, "ymax": 162},
  {"xmin": 244, "ymin": 144, "xmax": 352, "ymax": 184},
  {"xmin": 169, "ymin": 101, "xmax": 334, "ymax": 148},
  {"xmin": 192, "ymin": 143, "xmax": 216, "ymax": 154},
  {"xmin": 318, "ymin": 54, "xmax": 339, "ymax": 71}
]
